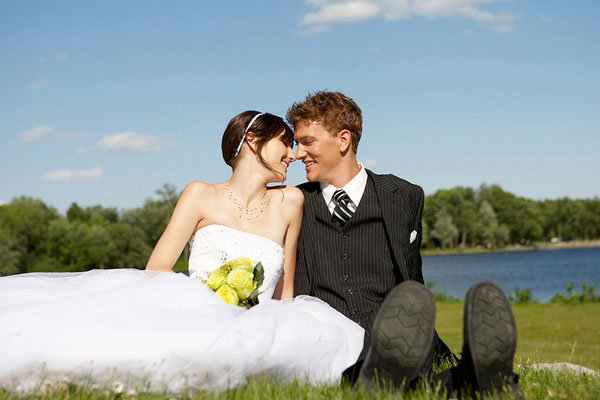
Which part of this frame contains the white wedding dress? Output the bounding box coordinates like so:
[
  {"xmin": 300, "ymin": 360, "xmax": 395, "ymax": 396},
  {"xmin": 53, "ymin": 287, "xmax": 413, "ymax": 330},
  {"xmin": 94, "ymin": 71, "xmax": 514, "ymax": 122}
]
[{"xmin": 0, "ymin": 224, "xmax": 364, "ymax": 393}]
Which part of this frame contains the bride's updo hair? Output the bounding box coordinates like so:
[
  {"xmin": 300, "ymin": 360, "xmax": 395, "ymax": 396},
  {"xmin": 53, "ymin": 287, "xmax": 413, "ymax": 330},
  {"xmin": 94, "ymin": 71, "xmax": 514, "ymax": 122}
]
[{"xmin": 222, "ymin": 111, "xmax": 294, "ymax": 173}]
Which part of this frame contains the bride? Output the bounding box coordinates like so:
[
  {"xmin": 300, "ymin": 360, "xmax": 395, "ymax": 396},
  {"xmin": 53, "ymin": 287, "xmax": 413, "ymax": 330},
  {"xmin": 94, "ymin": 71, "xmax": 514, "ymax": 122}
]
[{"xmin": 0, "ymin": 111, "xmax": 364, "ymax": 393}]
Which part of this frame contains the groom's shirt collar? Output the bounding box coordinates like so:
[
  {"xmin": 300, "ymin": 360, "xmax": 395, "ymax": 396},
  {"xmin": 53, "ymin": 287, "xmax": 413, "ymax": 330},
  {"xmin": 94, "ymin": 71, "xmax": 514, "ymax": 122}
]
[{"xmin": 320, "ymin": 164, "xmax": 368, "ymax": 214}]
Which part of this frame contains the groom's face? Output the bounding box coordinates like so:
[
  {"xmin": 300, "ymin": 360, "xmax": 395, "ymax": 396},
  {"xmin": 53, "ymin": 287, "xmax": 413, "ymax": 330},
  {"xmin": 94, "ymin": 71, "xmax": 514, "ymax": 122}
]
[{"xmin": 294, "ymin": 122, "xmax": 341, "ymax": 184}]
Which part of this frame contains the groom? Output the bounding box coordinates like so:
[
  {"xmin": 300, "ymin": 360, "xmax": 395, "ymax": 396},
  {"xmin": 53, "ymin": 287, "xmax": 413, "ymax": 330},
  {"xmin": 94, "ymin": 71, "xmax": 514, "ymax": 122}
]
[{"xmin": 287, "ymin": 91, "xmax": 520, "ymax": 397}]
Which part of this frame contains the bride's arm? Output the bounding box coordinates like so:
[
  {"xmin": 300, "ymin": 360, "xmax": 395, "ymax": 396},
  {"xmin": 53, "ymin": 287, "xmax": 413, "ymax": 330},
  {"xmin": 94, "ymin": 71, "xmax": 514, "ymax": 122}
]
[
  {"xmin": 273, "ymin": 187, "xmax": 304, "ymax": 300},
  {"xmin": 145, "ymin": 181, "xmax": 209, "ymax": 272}
]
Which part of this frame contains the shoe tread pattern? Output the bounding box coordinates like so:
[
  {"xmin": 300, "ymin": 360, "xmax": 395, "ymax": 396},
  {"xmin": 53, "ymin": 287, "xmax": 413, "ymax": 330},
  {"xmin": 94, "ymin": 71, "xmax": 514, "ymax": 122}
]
[
  {"xmin": 465, "ymin": 281, "xmax": 517, "ymax": 393},
  {"xmin": 365, "ymin": 281, "xmax": 435, "ymax": 383}
]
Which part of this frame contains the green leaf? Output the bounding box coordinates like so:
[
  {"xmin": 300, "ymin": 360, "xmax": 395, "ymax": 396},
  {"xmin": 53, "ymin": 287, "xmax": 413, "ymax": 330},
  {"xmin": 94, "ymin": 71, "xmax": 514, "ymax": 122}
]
[
  {"xmin": 247, "ymin": 294, "xmax": 259, "ymax": 307},
  {"xmin": 246, "ymin": 289, "xmax": 259, "ymax": 307},
  {"xmin": 254, "ymin": 262, "xmax": 264, "ymax": 287},
  {"xmin": 248, "ymin": 287, "xmax": 258, "ymax": 298}
]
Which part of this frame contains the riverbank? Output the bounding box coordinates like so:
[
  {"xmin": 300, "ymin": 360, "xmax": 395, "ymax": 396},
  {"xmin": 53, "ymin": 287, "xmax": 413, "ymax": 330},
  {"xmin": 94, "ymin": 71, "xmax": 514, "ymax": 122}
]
[{"xmin": 422, "ymin": 240, "xmax": 600, "ymax": 257}]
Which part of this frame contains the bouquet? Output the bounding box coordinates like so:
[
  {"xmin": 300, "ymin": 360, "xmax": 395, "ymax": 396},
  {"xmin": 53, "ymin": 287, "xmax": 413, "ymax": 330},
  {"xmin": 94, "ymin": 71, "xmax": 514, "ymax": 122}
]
[{"xmin": 203, "ymin": 257, "xmax": 264, "ymax": 308}]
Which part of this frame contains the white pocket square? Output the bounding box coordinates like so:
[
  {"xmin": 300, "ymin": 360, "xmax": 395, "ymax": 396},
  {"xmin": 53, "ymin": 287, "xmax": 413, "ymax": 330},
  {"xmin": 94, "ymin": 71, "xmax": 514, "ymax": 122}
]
[{"xmin": 409, "ymin": 230, "xmax": 417, "ymax": 244}]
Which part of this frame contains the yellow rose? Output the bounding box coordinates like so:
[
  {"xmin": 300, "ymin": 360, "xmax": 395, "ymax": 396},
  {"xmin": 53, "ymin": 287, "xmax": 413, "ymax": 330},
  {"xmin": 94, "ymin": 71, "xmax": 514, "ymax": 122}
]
[
  {"xmin": 215, "ymin": 284, "xmax": 239, "ymax": 305},
  {"xmin": 229, "ymin": 257, "xmax": 255, "ymax": 272},
  {"xmin": 226, "ymin": 269, "xmax": 256, "ymax": 300},
  {"xmin": 206, "ymin": 266, "xmax": 228, "ymax": 291}
]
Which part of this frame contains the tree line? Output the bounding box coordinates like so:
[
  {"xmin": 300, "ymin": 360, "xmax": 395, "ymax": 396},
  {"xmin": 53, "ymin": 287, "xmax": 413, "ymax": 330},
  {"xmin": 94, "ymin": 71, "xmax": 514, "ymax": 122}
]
[
  {"xmin": 0, "ymin": 184, "xmax": 180, "ymax": 276},
  {"xmin": 1, "ymin": 183, "xmax": 599, "ymax": 275},
  {"xmin": 422, "ymin": 184, "xmax": 600, "ymax": 249}
]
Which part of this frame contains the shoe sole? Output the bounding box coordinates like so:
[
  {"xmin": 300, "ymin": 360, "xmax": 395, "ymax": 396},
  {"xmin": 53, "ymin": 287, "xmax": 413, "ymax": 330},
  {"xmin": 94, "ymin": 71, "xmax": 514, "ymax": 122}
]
[
  {"xmin": 464, "ymin": 281, "xmax": 517, "ymax": 394},
  {"xmin": 359, "ymin": 281, "xmax": 435, "ymax": 387}
]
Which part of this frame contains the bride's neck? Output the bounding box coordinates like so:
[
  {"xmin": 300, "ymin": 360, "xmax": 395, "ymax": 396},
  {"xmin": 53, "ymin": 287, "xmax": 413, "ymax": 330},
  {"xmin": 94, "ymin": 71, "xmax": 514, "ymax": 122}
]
[{"xmin": 227, "ymin": 165, "xmax": 269, "ymax": 206}]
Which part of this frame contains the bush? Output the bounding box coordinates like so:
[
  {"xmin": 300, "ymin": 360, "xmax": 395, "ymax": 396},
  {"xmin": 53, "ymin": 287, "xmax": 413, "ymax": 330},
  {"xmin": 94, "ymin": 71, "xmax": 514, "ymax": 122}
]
[
  {"xmin": 509, "ymin": 286, "xmax": 537, "ymax": 304},
  {"xmin": 426, "ymin": 281, "xmax": 460, "ymax": 302},
  {"xmin": 551, "ymin": 281, "xmax": 599, "ymax": 304}
]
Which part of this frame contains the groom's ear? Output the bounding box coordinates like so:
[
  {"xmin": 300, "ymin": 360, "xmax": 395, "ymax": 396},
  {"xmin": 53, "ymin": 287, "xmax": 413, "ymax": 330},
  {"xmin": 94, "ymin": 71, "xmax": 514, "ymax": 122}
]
[{"xmin": 338, "ymin": 129, "xmax": 352, "ymax": 154}]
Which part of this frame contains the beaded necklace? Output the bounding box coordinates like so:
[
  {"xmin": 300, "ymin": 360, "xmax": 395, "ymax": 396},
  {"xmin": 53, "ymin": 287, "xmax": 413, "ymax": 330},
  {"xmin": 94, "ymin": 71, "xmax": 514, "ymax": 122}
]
[{"xmin": 224, "ymin": 183, "xmax": 268, "ymax": 221}]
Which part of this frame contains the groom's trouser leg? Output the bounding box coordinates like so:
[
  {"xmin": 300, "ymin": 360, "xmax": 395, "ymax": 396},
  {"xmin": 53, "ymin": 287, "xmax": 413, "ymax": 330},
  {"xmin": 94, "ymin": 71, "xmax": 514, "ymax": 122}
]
[
  {"xmin": 431, "ymin": 365, "xmax": 465, "ymax": 395},
  {"xmin": 341, "ymin": 344, "xmax": 368, "ymax": 385}
]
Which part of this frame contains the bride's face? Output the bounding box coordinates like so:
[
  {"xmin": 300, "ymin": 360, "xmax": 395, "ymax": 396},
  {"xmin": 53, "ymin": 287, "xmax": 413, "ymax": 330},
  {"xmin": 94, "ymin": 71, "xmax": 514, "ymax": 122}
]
[{"xmin": 260, "ymin": 130, "xmax": 296, "ymax": 181}]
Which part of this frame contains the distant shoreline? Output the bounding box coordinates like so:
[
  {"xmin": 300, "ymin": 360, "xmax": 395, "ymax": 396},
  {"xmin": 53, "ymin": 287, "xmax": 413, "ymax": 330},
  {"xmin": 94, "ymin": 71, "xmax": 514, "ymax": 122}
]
[{"xmin": 421, "ymin": 240, "xmax": 600, "ymax": 257}]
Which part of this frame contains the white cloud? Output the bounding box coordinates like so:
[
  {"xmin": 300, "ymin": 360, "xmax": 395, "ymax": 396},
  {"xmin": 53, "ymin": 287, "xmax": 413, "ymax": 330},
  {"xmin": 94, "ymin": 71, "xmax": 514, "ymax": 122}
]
[
  {"xmin": 39, "ymin": 57, "xmax": 47, "ymax": 63},
  {"xmin": 301, "ymin": 1, "xmax": 379, "ymax": 24},
  {"xmin": 55, "ymin": 53, "xmax": 68, "ymax": 61},
  {"xmin": 300, "ymin": 0, "xmax": 516, "ymax": 34},
  {"xmin": 40, "ymin": 167, "xmax": 102, "ymax": 182},
  {"xmin": 378, "ymin": 0, "xmax": 412, "ymax": 19},
  {"xmin": 20, "ymin": 126, "xmax": 52, "ymax": 143},
  {"xmin": 28, "ymin": 81, "xmax": 48, "ymax": 90},
  {"xmin": 361, "ymin": 159, "xmax": 377, "ymax": 168},
  {"xmin": 0, "ymin": 200, "xmax": 7, "ymax": 206},
  {"xmin": 368, "ymin": 46, "xmax": 380, "ymax": 53},
  {"xmin": 82, "ymin": 131, "xmax": 176, "ymax": 153},
  {"xmin": 540, "ymin": 16, "xmax": 553, "ymax": 23}
]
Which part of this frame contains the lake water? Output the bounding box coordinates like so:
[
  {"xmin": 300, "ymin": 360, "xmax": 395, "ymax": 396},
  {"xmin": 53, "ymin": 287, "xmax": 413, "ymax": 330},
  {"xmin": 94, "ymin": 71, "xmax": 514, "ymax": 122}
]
[{"xmin": 422, "ymin": 247, "xmax": 600, "ymax": 302}]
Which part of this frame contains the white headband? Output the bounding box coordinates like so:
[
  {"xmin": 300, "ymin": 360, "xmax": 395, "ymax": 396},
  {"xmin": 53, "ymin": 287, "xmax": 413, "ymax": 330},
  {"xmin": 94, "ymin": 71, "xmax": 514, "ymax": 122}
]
[{"xmin": 233, "ymin": 112, "xmax": 263, "ymax": 158}]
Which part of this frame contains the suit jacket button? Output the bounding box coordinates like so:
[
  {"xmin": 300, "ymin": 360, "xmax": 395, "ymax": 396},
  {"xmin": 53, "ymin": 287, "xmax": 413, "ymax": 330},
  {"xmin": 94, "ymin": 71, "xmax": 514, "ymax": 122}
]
[
  {"xmin": 343, "ymin": 274, "xmax": 349, "ymax": 281},
  {"xmin": 342, "ymin": 253, "xmax": 348, "ymax": 260},
  {"xmin": 347, "ymin": 288, "xmax": 354, "ymax": 295}
]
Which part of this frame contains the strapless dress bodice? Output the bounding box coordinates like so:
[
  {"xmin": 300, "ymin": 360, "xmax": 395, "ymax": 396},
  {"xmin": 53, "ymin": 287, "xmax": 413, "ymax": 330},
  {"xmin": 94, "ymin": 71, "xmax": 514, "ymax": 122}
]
[{"xmin": 188, "ymin": 224, "xmax": 284, "ymax": 301}]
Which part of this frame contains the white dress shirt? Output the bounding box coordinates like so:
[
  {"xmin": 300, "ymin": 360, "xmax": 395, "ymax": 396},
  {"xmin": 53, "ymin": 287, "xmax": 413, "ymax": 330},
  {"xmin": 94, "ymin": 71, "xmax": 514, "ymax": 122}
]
[{"xmin": 320, "ymin": 164, "xmax": 368, "ymax": 214}]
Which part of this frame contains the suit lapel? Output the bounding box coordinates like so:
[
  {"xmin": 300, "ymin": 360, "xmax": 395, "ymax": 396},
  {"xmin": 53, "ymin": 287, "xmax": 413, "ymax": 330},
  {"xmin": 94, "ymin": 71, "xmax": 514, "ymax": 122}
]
[
  {"xmin": 368, "ymin": 170, "xmax": 410, "ymax": 282},
  {"xmin": 307, "ymin": 185, "xmax": 332, "ymax": 225},
  {"xmin": 302, "ymin": 172, "xmax": 412, "ymax": 282},
  {"xmin": 315, "ymin": 203, "xmax": 332, "ymax": 227}
]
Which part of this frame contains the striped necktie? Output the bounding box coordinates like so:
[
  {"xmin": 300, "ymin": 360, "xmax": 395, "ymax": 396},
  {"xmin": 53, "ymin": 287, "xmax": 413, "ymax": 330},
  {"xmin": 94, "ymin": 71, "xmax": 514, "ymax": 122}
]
[{"xmin": 332, "ymin": 189, "xmax": 356, "ymax": 228}]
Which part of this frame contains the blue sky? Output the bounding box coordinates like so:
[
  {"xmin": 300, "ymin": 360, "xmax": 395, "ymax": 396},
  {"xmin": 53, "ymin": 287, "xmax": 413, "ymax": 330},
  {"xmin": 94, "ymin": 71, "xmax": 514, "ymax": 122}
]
[{"xmin": 1, "ymin": 0, "xmax": 599, "ymax": 213}]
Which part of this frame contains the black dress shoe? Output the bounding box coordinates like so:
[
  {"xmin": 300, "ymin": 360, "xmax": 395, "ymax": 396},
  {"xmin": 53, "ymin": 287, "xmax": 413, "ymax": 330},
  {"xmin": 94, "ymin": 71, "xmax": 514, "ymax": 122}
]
[
  {"xmin": 357, "ymin": 281, "xmax": 435, "ymax": 388},
  {"xmin": 462, "ymin": 281, "xmax": 519, "ymax": 397}
]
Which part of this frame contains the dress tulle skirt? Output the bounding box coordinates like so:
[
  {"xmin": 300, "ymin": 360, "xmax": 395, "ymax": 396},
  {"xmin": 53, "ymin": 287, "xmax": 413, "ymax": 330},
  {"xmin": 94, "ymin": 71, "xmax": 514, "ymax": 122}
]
[{"xmin": 0, "ymin": 269, "xmax": 364, "ymax": 392}]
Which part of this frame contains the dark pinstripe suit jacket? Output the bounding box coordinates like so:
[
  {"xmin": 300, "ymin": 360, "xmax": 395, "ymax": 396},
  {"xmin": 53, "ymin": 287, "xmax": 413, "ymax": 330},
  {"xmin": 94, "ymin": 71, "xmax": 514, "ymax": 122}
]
[
  {"xmin": 295, "ymin": 170, "xmax": 425, "ymax": 291},
  {"xmin": 295, "ymin": 169, "xmax": 455, "ymax": 362}
]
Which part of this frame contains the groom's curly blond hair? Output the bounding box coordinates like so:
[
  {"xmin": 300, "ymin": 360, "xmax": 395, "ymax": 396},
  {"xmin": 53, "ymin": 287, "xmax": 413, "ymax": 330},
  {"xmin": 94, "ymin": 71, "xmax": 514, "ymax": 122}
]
[{"xmin": 286, "ymin": 91, "xmax": 362, "ymax": 153}]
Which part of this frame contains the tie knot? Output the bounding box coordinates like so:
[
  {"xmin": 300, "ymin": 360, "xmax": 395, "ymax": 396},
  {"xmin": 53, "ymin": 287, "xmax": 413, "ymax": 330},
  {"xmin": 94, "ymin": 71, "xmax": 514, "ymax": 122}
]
[
  {"xmin": 333, "ymin": 189, "xmax": 350, "ymax": 204},
  {"xmin": 331, "ymin": 189, "xmax": 355, "ymax": 228}
]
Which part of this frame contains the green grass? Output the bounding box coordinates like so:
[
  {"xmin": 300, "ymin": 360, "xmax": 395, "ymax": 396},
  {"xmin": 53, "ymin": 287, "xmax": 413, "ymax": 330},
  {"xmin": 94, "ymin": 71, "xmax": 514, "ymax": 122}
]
[
  {"xmin": 2, "ymin": 302, "xmax": 599, "ymax": 399},
  {"xmin": 1, "ymin": 364, "xmax": 599, "ymax": 400},
  {"xmin": 436, "ymin": 301, "xmax": 600, "ymax": 371}
]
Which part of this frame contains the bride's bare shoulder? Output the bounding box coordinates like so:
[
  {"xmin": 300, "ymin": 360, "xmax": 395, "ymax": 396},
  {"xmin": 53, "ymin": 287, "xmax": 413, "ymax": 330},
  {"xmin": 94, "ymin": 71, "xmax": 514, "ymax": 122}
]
[
  {"xmin": 181, "ymin": 180, "xmax": 219, "ymax": 202},
  {"xmin": 283, "ymin": 185, "xmax": 304, "ymax": 205},
  {"xmin": 269, "ymin": 185, "xmax": 304, "ymax": 211}
]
